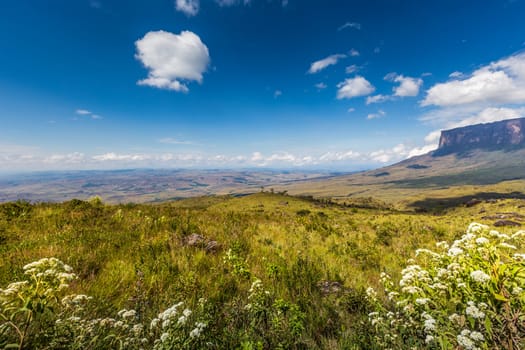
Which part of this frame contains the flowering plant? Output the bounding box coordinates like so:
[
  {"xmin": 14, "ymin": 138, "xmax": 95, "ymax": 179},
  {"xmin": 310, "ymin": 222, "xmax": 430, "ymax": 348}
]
[{"xmin": 367, "ymin": 223, "xmax": 525, "ymax": 349}]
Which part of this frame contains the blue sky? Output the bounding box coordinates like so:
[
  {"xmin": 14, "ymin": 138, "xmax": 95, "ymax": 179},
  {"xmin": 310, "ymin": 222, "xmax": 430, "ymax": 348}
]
[{"xmin": 1, "ymin": 0, "xmax": 525, "ymax": 171}]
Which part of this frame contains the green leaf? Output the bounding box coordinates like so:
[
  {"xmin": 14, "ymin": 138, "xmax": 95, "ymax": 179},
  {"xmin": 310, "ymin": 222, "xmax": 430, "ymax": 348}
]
[{"xmin": 493, "ymin": 293, "xmax": 508, "ymax": 302}]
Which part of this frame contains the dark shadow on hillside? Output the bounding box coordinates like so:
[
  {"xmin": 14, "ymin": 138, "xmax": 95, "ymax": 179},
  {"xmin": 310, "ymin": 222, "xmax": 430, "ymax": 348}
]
[
  {"xmin": 408, "ymin": 192, "xmax": 525, "ymax": 212},
  {"xmin": 388, "ymin": 166, "xmax": 525, "ymax": 188}
]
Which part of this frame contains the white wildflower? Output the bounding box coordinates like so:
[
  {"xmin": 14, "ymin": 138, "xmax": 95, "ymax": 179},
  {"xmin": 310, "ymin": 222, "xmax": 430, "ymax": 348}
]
[
  {"xmin": 122, "ymin": 310, "xmax": 136, "ymax": 319},
  {"xmin": 448, "ymin": 247, "xmax": 464, "ymax": 257},
  {"xmin": 436, "ymin": 241, "xmax": 449, "ymax": 250},
  {"xmin": 177, "ymin": 315, "xmax": 187, "ymax": 325},
  {"xmin": 468, "ymin": 222, "xmax": 488, "ymax": 233},
  {"xmin": 498, "ymin": 242, "xmax": 517, "ymax": 250},
  {"xmin": 423, "ymin": 317, "xmax": 436, "ymax": 332},
  {"xmin": 470, "ymin": 270, "xmax": 490, "ymax": 283},
  {"xmin": 475, "ymin": 237, "xmax": 489, "ymax": 245},
  {"xmin": 470, "ymin": 331, "xmax": 484, "ymax": 341},
  {"xmin": 511, "ymin": 230, "xmax": 525, "ymax": 239},
  {"xmin": 465, "ymin": 302, "xmax": 485, "ymax": 319},
  {"xmin": 415, "ymin": 298, "xmax": 430, "ymax": 305},
  {"xmin": 425, "ymin": 335, "xmax": 434, "ymax": 344}
]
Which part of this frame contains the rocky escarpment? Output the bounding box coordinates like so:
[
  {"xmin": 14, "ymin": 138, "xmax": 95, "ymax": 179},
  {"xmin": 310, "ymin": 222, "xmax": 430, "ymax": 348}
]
[{"xmin": 434, "ymin": 118, "xmax": 525, "ymax": 156}]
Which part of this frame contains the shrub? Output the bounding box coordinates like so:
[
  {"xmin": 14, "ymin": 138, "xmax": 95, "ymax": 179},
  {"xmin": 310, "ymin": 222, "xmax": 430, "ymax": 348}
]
[{"xmin": 366, "ymin": 223, "xmax": 525, "ymax": 349}]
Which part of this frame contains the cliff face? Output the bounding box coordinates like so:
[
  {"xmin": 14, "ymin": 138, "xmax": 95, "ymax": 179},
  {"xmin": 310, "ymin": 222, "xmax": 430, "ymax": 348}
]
[{"xmin": 434, "ymin": 118, "xmax": 525, "ymax": 156}]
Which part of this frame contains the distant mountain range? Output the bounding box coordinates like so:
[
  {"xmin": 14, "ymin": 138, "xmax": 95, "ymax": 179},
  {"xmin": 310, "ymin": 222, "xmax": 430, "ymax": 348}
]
[{"xmin": 278, "ymin": 118, "xmax": 525, "ymax": 208}]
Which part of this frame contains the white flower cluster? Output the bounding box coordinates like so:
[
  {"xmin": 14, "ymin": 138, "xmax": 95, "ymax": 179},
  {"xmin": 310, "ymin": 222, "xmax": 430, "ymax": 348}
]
[
  {"xmin": 150, "ymin": 301, "xmax": 207, "ymax": 348},
  {"xmin": 457, "ymin": 329, "xmax": 485, "ymax": 350},
  {"xmin": 366, "ymin": 223, "xmax": 525, "ymax": 348}
]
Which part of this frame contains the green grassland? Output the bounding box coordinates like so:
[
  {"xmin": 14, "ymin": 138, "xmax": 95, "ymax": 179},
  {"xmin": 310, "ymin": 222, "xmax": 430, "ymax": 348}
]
[{"xmin": 1, "ymin": 192, "xmax": 524, "ymax": 348}]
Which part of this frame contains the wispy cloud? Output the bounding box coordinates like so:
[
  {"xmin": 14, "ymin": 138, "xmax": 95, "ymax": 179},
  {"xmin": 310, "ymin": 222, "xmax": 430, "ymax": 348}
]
[
  {"xmin": 338, "ymin": 22, "xmax": 361, "ymax": 31},
  {"xmin": 366, "ymin": 109, "xmax": 386, "ymax": 120},
  {"xmin": 274, "ymin": 90, "xmax": 282, "ymax": 98},
  {"xmin": 308, "ymin": 54, "xmax": 346, "ymax": 74},
  {"xmin": 75, "ymin": 109, "xmax": 103, "ymax": 120},
  {"xmin": 158, "ymin": 137, "xmax": 193, "ymax": 145},
  {"xmin": 349, "ymin": 48, "xmax": 360, "ymax": 57},
  {"xmin": 345, "ymin": 64, "xmax": 360, "ymax": 74},
  {"xmin": 315, "ymin": 82, "xmax": 327, "ymax": 90}
]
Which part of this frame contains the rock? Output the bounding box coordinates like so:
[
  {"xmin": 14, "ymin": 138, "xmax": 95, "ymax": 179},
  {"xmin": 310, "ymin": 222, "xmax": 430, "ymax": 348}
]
[
  {"xmin": 185, "ymin": 234, "xmax": 205, "ymax": 247},
  {"xmin": 494, "ymin": 220, "xmax": 521, "ymax": 227},
  {"xmin": 205, "ymin": 240, "xmax": 220, "ymax": 253},
  {"xmin": 318, "ymin": 281, "xmax": 343, "ymax": 295},
  {"xmin": 434, "ymin": 117, "xmax": 525, "ymax": 156}
]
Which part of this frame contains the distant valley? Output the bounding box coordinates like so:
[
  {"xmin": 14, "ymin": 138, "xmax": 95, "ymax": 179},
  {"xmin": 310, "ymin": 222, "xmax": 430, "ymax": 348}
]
[{"xmin": 1, "ymin": 118, "xmax": 524, "ymax": 210}]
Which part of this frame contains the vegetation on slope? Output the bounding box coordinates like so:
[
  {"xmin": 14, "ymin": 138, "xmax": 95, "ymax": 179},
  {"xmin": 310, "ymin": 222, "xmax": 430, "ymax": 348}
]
[{"xmin": 0, "ymin": 193, "xmax": 523, "ymax": 348}]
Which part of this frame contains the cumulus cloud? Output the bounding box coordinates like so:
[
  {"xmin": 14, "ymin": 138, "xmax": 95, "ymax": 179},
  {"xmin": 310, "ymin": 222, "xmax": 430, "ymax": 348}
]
[
  {"xmin": 390, "ymin": 74, "xmax": 423, "ymax": 97},
  {"xmin": 175, "ymin": 0, "xmax": 199, "ymax": 16},
  {"xmin": 338, "ymin": 22, "xmax": 361, "ymax": 31},
  {"xmin": 422, "ymin": 52, "xmax": 525, "ymax": 107},
  {"xmin": 336, "ymin": 76, "xmax": 375, "ymax": 99},
  {"xmin": 308, "ymin": 54, "xmax": 346, "ymax": 74},
  {"xmin": 135, "ymin": 30, "xmax": 210, "ymax": 92}
]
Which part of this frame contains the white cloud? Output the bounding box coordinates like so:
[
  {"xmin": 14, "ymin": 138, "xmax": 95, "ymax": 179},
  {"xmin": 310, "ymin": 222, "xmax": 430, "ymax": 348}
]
[
  {"xmin": 319, "ymin": 150, "xmax": 360, "ymax": 161},
  {"xmin": 407, "ymin": 144, "xmax": 438, "ymax": 158},
  {"xmin": 315, "ymin": 82, "xmax": 327, "ymax": 90},
  {"xmin": 347, "ymin": 107, "xmax": 355, "ymax": 113},
  {"xmin": 159, "ymin": 137, "xmax": 193, "ymax": 145},
  {"xmin": 336, "ymin": 76, "xmax": 375, "ymax": 99},
  {"xmin": 274, "ymin": 90, "xmax": 282, "ymax": 98},
  {"xmin": 338, "ymin": 22, "xmax": 361, "ymax": 31},
  {"xmin": 215, "ymin": 0, "xmax": 252, "ymax": 6},
  {"xmin": 390, "ymin": 75, "xmax": 423, "ymax": 97},
  {"xmin": 75, "ymin": 109, "xmax": 102, "ymax": 120},
  {"xmin": 92, "ymin": 153, "xmax": 150, "ymax": 161},
  {"xmin": 424, "ymin": 130, "xmax": 442, "ymax": 144},
  {"xmin": 422, "ymin": 52, "xmax": 525, "ymax": 107},
  {"xmin": 175, "ymin": 0, "xmax": 199, "ymax": 16},
  {"xmin": 308, "ymin": 54, "xmax": 346, "ymax": 74},
  {"xmin": 44, "ymin": 153, "xmax": 85, "ymax": 164},
  {"xmin": 135, "ymin": 30, "xmax": 210, "ymax": 92},
  {"xmin": 349, "ymin": 48, "xmax": 360, "ymax": 57},
  {"xmin": 449, "ymin": 71, "xmax": 464, "ymax": 78},
  {"xmin": 345, "ymin": 64, "xmax": 359, "ymax": 74},
  {"xmin": 366, "ymin": 94, "xmax": 391, "ymax": 105},
  {"xmin": 366, "ymin": 109, "xmax": 386, "ymax": 120}
]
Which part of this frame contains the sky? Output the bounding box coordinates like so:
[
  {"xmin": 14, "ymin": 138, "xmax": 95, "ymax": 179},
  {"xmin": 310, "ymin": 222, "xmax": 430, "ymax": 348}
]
[{"xmin": 1, "ymin": 0, "xmax": 525, "ymax": 172}]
